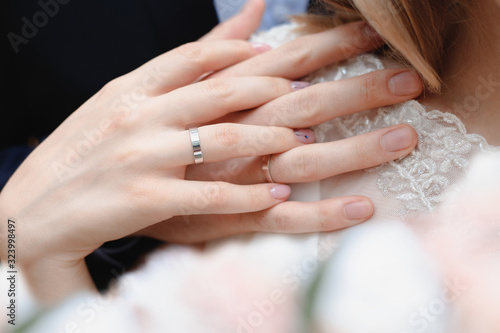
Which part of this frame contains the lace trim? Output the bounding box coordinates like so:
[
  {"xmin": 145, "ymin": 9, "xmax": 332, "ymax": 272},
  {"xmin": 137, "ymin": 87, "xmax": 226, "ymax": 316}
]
[
  {"xmin": 315, "ymin": 100, "xmax": 496, "ymax": 212},
  {"xmin": 253, "ymin": 23, "xmax": 498, "ymax": 213}
]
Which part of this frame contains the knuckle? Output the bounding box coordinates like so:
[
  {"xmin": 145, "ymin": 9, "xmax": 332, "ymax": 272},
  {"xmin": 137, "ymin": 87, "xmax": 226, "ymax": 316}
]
[
  {"xmin": 264, "ymin": 78, "xmax": 288, "ymax": 96},
  {"xmin": 272, "ymin": 211, "xmax": 292, "ymax": 232},
  {"xmin": 271, "ymin": 127, "xmax": 294, "ymax": 148},
  {"xmin": 238, "ymin": 55, "xmax": 261, "ymax": 73},
  {"xmin": 289, "ymin": 149, "xmax": 320, "ymax": 181},
  {"xmin": 283, "ymin": 40, "xmax": 313, "ymax": 68},
  {"xmin": 123, "ymin": 176, "xmax": 156, "ymax": 211},
  {"xmin": 110, "ymin": 144, "xmax": 148, "ymax": 168},
  {"xmin": 352, "ymin": 138, "xmax": 375, "ymax": 165},
  {"xmin": 247, "ymin": 211, "xmax": 265, "ymax": 232},
  {"xmin": 292, "ymin": 90, "xmax": 321, "ymax": 124},
  {"xmin": 205, "ymin": 182, "xmax": 229, "ymax": 209},
  {"xmin": 100, "ymin": 78, "xmax": 125, "ymax": 98},
  {"xmin": 247, "ymin": 185, "xmax": 263, "ymax": 209},
  {"xmin": 204, "ymin": 78, "xmax": 235, "ymax": 103},
  {"xmin": 214, "ymin": 123, "xmax": 240, "ymax": 148},
  {"xmin": 359, "ymin": 73, "xmax": 382, "ymax": 102},
  {"xmin": 254, "ymin": 210, "xmax": 291, "ymax": 233},
  {"xmin": 175, "ymin": 42, "xmax": 205, "ymax": 63},
  {"xmin": 108, "ymin": 106, "xmax": 139, "ymax": 132},
  {"xmin": 317, "ymin": 204, "xmax": 335, "ymax": 231}
]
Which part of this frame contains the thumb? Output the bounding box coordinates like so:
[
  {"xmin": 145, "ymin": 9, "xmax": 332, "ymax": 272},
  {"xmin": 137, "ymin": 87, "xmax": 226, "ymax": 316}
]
[{"xmin": 200, "ymin": 0, "xmax": 266, "ymax": 42}]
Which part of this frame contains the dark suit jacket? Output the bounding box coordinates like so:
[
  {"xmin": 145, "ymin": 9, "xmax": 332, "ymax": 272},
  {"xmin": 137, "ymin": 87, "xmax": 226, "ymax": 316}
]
[{"xmin": 1, "ymin": 0, "xmax": 218, "ymax": 149}]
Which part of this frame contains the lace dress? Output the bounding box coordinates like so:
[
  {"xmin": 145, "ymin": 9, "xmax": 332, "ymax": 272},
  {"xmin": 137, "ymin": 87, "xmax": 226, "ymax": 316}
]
[{"xmin": 16, "ymin": 24, "xmax": 500, "ymax": 333}]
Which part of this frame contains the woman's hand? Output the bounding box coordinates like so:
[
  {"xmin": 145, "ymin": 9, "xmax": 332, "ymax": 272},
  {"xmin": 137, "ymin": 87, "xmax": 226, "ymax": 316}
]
[
  {"xmin": 137, "ymin": 20, "xmax": 423, "ymax": 243},
  {"xmin": 0, "ymin": 39, "xmax": 321, "ymax": 303}
]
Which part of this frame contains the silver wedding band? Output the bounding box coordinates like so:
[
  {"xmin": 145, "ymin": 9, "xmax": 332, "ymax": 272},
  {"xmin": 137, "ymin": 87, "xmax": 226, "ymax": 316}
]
[
  {"xmin": 262, "ymin": 155, "xmax": 274, "ymax": 183},
  {"xmin": 189, "ymin": 128, "xmax": 204, "ymax": 164}
]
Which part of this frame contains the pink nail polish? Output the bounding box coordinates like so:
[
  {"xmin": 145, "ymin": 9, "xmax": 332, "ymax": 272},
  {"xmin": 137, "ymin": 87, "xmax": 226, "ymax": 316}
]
[
  {"xmin": 380, "ymin": 126, "xmax": 414, "ymax": 152},
  {"xmin": 344, "ymin": 200, "xmax": 373, "ymax": 221},
  {"xmin": 294, "ymin": 129, "xmax": 315, "ymax": 144},
  {"xmin": 389, "ymin": 71, "xmax": 422, "ymax": 96},
  {"xmin": 270, "ymin": 185, "xmax": 291, "ymax": 200},
  {"xmin": 250, "ymin": 42, "xmax": 272, "ymax": 53},
  {"xmin": 290, "ymin": 81, "xmax": 311, "ymax": 91}
]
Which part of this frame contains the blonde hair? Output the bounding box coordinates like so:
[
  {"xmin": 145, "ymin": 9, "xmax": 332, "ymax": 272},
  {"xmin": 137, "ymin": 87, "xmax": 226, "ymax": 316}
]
[{"xmin": 305, "ymin": 0, "xmax": 476, "ymax": 92}]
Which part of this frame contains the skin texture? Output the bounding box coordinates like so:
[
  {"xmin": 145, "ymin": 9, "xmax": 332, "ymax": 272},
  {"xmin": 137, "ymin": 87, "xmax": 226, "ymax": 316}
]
[
  {"xmin": 421, "ymin": 0, "xmax": 500, "ymax": 145},
  {"xmin": 0, "ymin": 0, "xmax": 423, "ymax": 304}
]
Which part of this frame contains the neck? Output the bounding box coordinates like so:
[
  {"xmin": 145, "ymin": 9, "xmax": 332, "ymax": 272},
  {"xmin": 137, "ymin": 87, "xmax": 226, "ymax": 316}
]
[{"xmin": 420, "ymin": 1, "xmax": 500, "ymax": 145}]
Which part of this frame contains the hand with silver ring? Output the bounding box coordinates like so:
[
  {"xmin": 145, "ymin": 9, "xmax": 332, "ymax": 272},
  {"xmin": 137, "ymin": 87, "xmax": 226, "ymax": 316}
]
[
  {"xmin": 0, "ymin": 39, "xmax": 318, "ymax": 304},
  {"xmin": 136, "ymin": 17, "xmax": 422, "ymax": 244},
  {"xmin": 189, "ymin": 128, "xmax": 204, "ymax": 165}
]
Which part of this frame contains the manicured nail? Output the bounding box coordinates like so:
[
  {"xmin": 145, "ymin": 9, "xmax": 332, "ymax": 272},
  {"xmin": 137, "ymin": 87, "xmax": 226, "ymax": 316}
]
[
  {"xmin": 389, "ymin": 71, "xmax": 422, "ymax": 96},
  {"xmin": 290, "ymin": 81, "xmax": 311, "ymax": 91},
  {"xmin": 344, "ymin": 200, "xmax": 373, "ymax": 221},
  {"xmin": 380, "ymin": 126, "xmax": 414, "ymax": 152},
  {"xmin": 270, "ymin": 185, "xmax": 291, "ymax": 200},
  {"xmin": 250, "ymin": 42, "xmax": 272, "ymax": 53},
  {"xmin": 294, "ymin": 129, "xmax": 315, "ymax": 144}
]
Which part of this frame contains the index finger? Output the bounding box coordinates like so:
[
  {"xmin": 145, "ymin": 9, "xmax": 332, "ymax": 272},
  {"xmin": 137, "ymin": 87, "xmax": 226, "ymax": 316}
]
[
  {"xmin": 211, "ymin": 21, "xmax": 384, "ymax": 80},
  {"xmin": 125, "ymin": 40, "xmax": 262, "ymax": 96}
]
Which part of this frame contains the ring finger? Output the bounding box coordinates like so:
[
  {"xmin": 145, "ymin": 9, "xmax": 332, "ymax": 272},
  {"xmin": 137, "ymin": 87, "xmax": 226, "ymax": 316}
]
[
  {"xmin": 269, "ymin": 124, "xmax": 418, "ymax": 183},
  {"xmin": 159, "ymin": 123, "xmax": 315, "ymax": 167},
  {"xmin": 186, "ymin": 124, "xmax": 417, "ymax": 184}
]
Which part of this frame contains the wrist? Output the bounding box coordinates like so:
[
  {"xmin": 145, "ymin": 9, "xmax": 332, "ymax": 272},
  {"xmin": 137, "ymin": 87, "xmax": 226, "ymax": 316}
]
[
  {"xmin": 22, "ymin": 257, "xmax": 97, "ymax": 305},
  {"xmin": 1, "ymin": 193, "xmax": 97, "ymax": 305}
]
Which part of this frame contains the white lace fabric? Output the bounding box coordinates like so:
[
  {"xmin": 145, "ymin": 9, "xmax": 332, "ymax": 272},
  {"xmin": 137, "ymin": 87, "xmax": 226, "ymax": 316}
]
[{"xmin": 254, "ymin": 23, "xmax": 496, "ymax": 214}]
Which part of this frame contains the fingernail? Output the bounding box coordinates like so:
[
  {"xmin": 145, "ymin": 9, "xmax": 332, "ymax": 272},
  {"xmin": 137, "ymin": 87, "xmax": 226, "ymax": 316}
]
[
  {"xmin": 290, "ymin": 81, "xmax": 311, "ymax": 91},
  {"xmin": 389, "ymin": 71, "xmax": 422, "ymax": 96},
  {"xmin": 270, "ymin": 185, "xmax": 291, "ymax": 200},
  {"xmin": 250, "ymin": 42, "xmax": 272, "ymax": 53},
  {"xmin": 344, "ymin": 200, "xmax": 373, "ymax": 221},
  {"xmin": 380, "ymin": 126, "xmax": 414, "ymax": 152},
  {"xmin": 294, "ymin": 129, "xmax": 315, "ymax": 144},
  {"xmin": 363, "ymin": 23, "xmax": 382, "ymax": 40}
]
